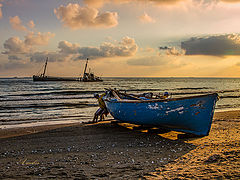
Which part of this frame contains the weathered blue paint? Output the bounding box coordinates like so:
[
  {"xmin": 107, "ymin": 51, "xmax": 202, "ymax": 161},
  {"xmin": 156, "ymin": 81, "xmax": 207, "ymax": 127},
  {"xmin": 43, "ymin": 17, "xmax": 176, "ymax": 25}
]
[{"xmin": 104, "ymin": 93, "xmax": 218, "ymax": 136}]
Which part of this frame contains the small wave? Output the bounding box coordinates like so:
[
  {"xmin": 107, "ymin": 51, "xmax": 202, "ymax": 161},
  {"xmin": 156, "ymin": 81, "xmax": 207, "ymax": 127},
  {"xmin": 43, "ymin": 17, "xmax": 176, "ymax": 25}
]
[
  {"xmin": 216, "ymin": 89, "xmax": 240, "ymax": 93},
  {"xmin": 4, "ymin": 88, "xmax": 239, "ymax": 98},
  {"xmin": 119, "ymin": 88, "xmax": 240, "ymax": 94},
  {"xmin": 5, "ymin": 90, "xmax": 105, "ymax": 97},
  {"xmin": 220, "ymin": 95, "xmax": 240, "ymax": 99},
  {"xmin": 119, "ymin": 88, "xmax": 170, "ymax": 92},
  {"xmin": 0, "ymin": 96, "xmax": 94, "ymax": 102},
  {"xmin": 175, "ymin": 87, "xmax": 210, "ymax": 90},
  {"xmin": 0, "ymin": 102, "xmax": 97, "ymax": 110},
  {"xmin": 117, "ymin": 88, "xmax": 212, "ymax": 93}
]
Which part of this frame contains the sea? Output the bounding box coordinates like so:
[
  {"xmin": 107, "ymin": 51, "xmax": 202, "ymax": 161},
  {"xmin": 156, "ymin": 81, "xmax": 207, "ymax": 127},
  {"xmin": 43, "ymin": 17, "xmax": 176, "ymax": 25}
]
[{"xmin": 0, "ymin": 77, "xmax": 239, "ymax": 129}]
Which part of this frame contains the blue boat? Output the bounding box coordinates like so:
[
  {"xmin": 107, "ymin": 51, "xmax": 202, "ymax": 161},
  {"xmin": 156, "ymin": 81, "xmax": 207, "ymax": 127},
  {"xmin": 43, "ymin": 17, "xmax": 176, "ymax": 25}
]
[{"xmin": 104, "ymin": 90, "xmax": 219, "ymax": 136}]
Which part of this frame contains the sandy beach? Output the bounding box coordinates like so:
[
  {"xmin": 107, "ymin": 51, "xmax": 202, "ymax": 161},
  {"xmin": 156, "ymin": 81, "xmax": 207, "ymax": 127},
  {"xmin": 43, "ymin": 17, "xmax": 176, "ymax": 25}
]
[{"xmin": 0, "ymin": 110, "xmax": 239, "ymax": 179}]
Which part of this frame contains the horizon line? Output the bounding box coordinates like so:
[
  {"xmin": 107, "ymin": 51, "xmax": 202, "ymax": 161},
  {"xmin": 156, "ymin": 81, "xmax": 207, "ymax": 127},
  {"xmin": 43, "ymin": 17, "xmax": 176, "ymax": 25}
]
[{"xmin": 1, "ymin": 76, "xmax": 240, "ymax": 79}]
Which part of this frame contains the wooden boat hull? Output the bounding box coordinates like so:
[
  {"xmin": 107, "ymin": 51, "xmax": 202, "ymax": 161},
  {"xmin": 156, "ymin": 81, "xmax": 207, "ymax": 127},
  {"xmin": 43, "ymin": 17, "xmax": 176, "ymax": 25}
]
[{"xmin": 104, "ymin": 93, "xmax": 218, "ymax": 136}]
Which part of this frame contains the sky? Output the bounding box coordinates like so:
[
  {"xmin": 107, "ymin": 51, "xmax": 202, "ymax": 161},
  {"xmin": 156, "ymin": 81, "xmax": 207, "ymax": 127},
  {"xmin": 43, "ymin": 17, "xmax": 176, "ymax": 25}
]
[{"xmin": 1, "ymin": 0, "xmax": 240, "ymax": 77}]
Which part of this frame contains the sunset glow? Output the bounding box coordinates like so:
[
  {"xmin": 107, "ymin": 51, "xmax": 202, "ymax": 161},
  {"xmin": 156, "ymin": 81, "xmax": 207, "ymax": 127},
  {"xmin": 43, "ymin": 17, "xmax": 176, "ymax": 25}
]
[{"xmin": 1, "ymin": 0, "xmax": 240, "ymax": 77}]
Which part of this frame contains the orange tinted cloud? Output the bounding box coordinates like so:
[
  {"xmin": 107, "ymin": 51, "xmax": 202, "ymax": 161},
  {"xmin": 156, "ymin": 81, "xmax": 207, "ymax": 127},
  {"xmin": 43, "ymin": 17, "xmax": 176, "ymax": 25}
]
[
  {"xmin": 9, "ymin": 16, "xmax": 27, "ymax": 31},
  {"xmin": 54, "ymin": 3, "xmax": 118, "ymax": 29},
  {"xmin": 9, "ymin": 16, "xmax": 36, "ymax": 32},
  {"xmin": 220, "ymin": 0, "xmax": 240, "ymax": 3},
  {"xmin": 139, "ymin": 12, "xmax": 156, "ymax": 23},
  {"xmin": 28, "ymin": 20, "xmax": 35, "ymax": 29},
  {"xmin": 30, "ymin": 36, "xmax": 138, "ymax": 63},
  {"xmin": 84, "ymin": 0, "xmax": 186, "ymax": 7},
  {"xmin": 83, "ymin": 0, "xmax": 107, "ymax": 8},
  {"xmin": 142, "ymin": 0, "xmax": 186, "ymax": 5},
  {"xmin": 3, "ymin": 32, "xmax": 55, "ymax": 59},
  {"xmin": 0, "ymin": 3, "xmax": 2, "ymax": 19},
  {"xmin": 165, "ymin": 47, "xmax": 185, "ymax": 56},
  {"xmin": 24, "ymin": 32, "xmax": 55, "ymax": 46},
  {"xmin": 59, "ymin": 36, "xmax": 138, "ymax": 59}
]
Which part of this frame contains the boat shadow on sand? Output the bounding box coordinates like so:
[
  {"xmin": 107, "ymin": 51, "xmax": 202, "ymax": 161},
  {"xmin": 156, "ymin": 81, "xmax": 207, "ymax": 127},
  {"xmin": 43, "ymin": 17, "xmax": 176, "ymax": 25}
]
[{"xmin": 0, "ymin": 121, "xmax": 199, "ymax": 179}]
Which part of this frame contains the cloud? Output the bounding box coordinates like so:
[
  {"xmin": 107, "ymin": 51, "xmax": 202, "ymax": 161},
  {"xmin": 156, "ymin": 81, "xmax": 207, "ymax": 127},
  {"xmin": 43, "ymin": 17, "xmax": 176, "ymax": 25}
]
[
  {"xmin": 9, "ymin": 16, "xmax": 36, "ymax": 32},
  {"xmin": 165, "ymin": 47, "xmax": 185, "ymax": 56},
  {"xmin": 159, "ymin": 46, "xmax": 185, "ymax": 56},
  {"xmin": 8, "ymin": 55, "xmax": 22, "ymax": 61},
  {"xmin": 139, "ymin": 12, "xmax": 155, "ymax": 23},
  {"xmin": 2, "ymin": 32, "xmax": 55, "ymax": 59},
  {"xmin": 0, "ymin": 3, "xmax": 2, "ymax": 19},
  {"xmin": 83, "ymin": 0, "xmax": 141, "ymax": 8},
  {"xmin": 181, "ymin": 34, "xmax": 240, "ymax": 56},
  {"xmin": 54, "ymin": 3, "xmax": 118, "ymax": 29},
  {"xmin": 24, "ymin": 32, "xmax": 55, "ymax": 46},
  {"xmin": 4, "ymin": 14, "xmax": 55, "ymax": 60},
  {"xmin": 76, "ymin": 47, "xmax": 102, "ymax": 60},
  {"xmin": 159, "ymin": 46, "xmax": 171, "ymax": 50},
  {"xmin": 83, "ymin": 0, "xmax": 186, "ymax": 7},
  {"xmin": 30, "ymin": 51, "xmax": 67, "ymax": 63},
  {"xmin": 28, "ymin": 20, "xmax": 35, "ymax": 29},
  {"xmin": 2, "ymin": 37, "xmax": 30, "ymax": 55},
  {"xmin": 27, "ymin": 36, "xmax": 138, "ymax": 64},
  {"xmin": 83, "ymin": 0, "xmax": 108, "ymax": 8},
  {"xmin": 79, "ymin": 36, "xmax": 138, "ymax": 59},
  {"xmin": 58, "ymin": 41, "xmax": 80, "ymax": 54},
  {"xmin": 9, "ymin": 16, "xmax": 27, "ymax": 31},
  {"xmin": 144, "ymin": 0, "xmax": 186, "ymax": 5},
  {"xmin": 220, "ymin": 0, "xmax": 240, "ymax": 3},
  {"xmin": 57, "ymin": 36, "xmax": 138, "ymax": 60},
  {"xmin": 3, "ymin": 35, "xmax": 137, "ymax": 65}
]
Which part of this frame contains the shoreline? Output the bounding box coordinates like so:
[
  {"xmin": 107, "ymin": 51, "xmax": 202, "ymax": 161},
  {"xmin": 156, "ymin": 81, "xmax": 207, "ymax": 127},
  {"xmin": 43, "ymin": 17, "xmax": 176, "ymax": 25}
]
[
  {"xmin": 0, "ymin": 107, "xmax": 239, "ymax": 131},
  {"xmin": 0, "ymin": 110, "xmax": 239, "ymax": 179},
  {"xmin": 0, "ymin": 108, "xmax": 238, "ymax": 131}
]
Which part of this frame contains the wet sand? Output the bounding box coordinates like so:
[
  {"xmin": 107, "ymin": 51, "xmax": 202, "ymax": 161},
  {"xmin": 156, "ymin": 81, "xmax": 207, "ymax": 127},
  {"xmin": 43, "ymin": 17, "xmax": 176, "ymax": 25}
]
[{"xmin": 0, "ymin": 111, "xmax": 239, "ymax": 179}]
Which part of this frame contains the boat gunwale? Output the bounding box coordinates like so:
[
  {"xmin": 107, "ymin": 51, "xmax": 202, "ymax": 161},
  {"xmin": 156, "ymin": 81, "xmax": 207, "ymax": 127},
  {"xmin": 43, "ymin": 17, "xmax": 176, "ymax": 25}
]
[{"xmin": 104, "ymin": 93, "xmax": 218, "ymax": 103}]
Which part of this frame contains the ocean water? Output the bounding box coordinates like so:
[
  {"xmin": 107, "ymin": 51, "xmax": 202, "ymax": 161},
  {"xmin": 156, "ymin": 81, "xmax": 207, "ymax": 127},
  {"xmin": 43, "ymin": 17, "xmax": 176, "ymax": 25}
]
[{"xmin": 0, "ymin": 77, "xmax": 239, "ymax": 129}]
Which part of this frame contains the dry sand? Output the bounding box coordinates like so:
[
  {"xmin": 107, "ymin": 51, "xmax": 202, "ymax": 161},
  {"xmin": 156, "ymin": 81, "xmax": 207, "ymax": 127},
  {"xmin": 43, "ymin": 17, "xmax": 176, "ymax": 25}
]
[{"xmin": 0, "ymin": 111, "xmax": 239, "ymax": 179}]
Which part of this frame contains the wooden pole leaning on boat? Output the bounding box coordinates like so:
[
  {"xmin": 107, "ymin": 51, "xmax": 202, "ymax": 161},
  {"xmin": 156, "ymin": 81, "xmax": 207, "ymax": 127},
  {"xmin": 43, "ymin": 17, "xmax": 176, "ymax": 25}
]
[
  {"xmin": 105, "ymin": 88, "xmax": 122, "ymax": 100},
  {"xmin": 110, "ymin": 89, "xmax": 121, "ymax": 100},
  {"xmin": 118, "ymin": 92, "xmax": 142, "ymax": 100},
  {"xmin": 107, "ymin": 88, "xmax": 142, "ymax": 101},
  {"xmin": 112, "ymin": 91, "xmax": 121, "ymax": 100}
]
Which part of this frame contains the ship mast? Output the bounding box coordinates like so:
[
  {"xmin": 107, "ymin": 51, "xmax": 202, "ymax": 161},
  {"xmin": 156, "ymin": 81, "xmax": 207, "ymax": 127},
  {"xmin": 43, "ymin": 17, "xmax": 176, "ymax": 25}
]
[
  {"xmin": 42, "ymin": 57, "xmax": 48, "ymax": 77},
  {"xmin": 83, "ymin": 58, "xmax": 88, "ymax": 78}
]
